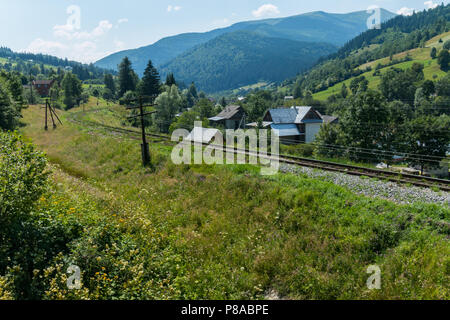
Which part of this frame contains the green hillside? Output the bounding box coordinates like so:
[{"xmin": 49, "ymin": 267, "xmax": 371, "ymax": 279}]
[
  {"xmin": 0, "ymin": 47, "xmax": 113, "ymax": 80},
  {"xmin": 95, "ymin": 9, "xmax": 396, "ymax": 75},
  {"xmin": 159, "ymin": 31, "xmax": 337, "ymax": 93},
  {"xmin": 284, "ymin": 4, "xmax": 450, "ymax": 99},
  {"xmin": 313, "ymin": 31, "xmax": 450, "ymax": 101}
]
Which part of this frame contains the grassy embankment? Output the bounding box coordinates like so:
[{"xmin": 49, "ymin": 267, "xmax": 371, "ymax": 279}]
[{"xmin": 10, "ymin": 100, "xmax": 449, "ymax": 299}]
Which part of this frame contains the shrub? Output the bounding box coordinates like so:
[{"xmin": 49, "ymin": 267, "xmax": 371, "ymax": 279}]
[
  {"xmin": 281, "ymin": 143, "xmax": 315, "ymax": 158},
  {"xmin": 0, "ymin": 132, "xmax": 48, "ymax": 225}
]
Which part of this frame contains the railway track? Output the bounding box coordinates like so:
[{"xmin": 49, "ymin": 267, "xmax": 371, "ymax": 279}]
[{"xmin": 68, "ymin": 110, "xmax": 450, "ymax": 192}]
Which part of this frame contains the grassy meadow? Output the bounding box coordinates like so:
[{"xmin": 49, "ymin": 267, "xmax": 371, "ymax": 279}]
[{"xmin": 1, "ymin": 100, "xmax": 445, "ymax": 300}]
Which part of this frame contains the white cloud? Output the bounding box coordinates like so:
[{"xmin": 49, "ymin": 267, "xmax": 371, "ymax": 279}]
[
  {"xmin": 25, "ymin": 38, "xmax": 107, "ymax": 63},
  {"xmin": 53, "ymin": 20, "xmax": 113, "ymax": 40},
  {"xmin": 397, "ymin": 7, "xmax": 415, "ymax": 16},
  {"xmin": 252, "ymin": 4, "xmax": 280, "ymax": 18},
  {"xmin": 118, "ymin": 18, "xmax": 129, "ymax": 24},
  {"xmin": 114, "ymin": 40, "xmax": 125, "ymax": 50},
  {"xmin": 212, "ymin": 18, "xmax": 230, "ymax": 28},
  {"xmin": 424, "ymin": 1, "xmax": 438, "ymax": 9},
  {"xmin": 26, "ymin": 38, "xmax": 68, "ymax": 55},
  {"xmin": 26, "ymin": 19, "xmax": 115, "ymax": 63},
  {"xmin": 167, "ymin": 5, "xmax": 182, "ymax": 12}
]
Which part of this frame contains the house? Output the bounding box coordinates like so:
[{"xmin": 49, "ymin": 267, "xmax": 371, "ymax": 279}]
[
  {"xmin": 248, "ymin": 106, "xmax": 336, "ymax": 144},
  {"xmin": 32, "ymin": 79, "xmax": 55, "ymax": 96},
  {"xmin": 209, "ymin": 105, "xmax": 246, "ymax": 130},
  {"xmin": 185, "ymin": 127, "xmax": 222, "ymax": 144},
  {"xmin": 284, "ymin": 96, "xmax": 294, "ymax": 101}
]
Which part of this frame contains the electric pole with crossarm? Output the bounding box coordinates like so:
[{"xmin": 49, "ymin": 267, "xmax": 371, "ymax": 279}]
[{"xmin": 126, "ymin": 95, "xmax": 158, "ymax": 167}]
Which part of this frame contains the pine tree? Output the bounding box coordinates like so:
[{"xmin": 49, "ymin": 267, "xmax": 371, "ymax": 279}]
[
  {"xmin": 138, "ymin": 60, "xmax": 161, "ymax": 99},
  {"xmin": 437, "ymin": 49, "xmax": 449, "ymax": 71},
  {"xmin": 118, "ymin": 57, "xmax": 137, "ymax": 98},
  {"xmin": 188, "ymin": 82, "xmax": 198, "ymax": 100},
  {"xmin": 341, "ymin": 83, "xmax": 348, "ymax": 98},
  {"xmin": 165, "ymin": 73, "xmax": 176, "ymax": 86},
  {"xmin": 219, "ymin": 96, "xmax": 227, "ymax": 107},
  {"xmin": 61, "ymin": 72, "xmax": 82, "ymax": 109},
  {"xmin": 431, "ymin": 47, "xmax": 437, "ymax": 59},
  {"xmin": 293, "ymin": 82, "xmax": 303, "ymax": 99},
  {"xmin": 104, "ymin": 74, "xmax": 116, "ymax": 97}
]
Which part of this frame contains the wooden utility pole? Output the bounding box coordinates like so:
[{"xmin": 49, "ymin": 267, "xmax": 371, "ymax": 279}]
[
  {"xmin": 43, "ymin": 99, "xmax": 62, "ymax": 130},
  {"xmin": 47, "ymin": 99, "xmax": 56, "ymax": 129},
  {"xmin": 44, "ymin": 100, "xmax": 48, "ymax": 131},
  {"xmin": 139, "ymin": 96, "xmax": 150, "ymax": 166},
  {"xmin": 29, "ymin": 72, "xmax": 33, "ymax": 106},
  {"xmin": 126, "ymin": 95, "xmax": 157, "ymax": 167}
]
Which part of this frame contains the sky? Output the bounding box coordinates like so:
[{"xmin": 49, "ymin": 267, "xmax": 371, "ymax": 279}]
[{"xmin": 0, "ymin": 0, "xmax": 448, "ymax": 63}]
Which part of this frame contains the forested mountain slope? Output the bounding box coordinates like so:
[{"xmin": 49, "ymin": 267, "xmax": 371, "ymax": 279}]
[
  {"xmin": 0, "ymin": 47, "xmax": 112, "ymax": 80},
  {"xmin": 286, "ymin": 4, "xmax": 450, "ymax": 96},
  {"xmin": 159, "ymin": 31, "xmax": 337, "ymax": 92},
  {"xmin": 95, "ymin": 9, "xmax": 396, "ymax": 75}
]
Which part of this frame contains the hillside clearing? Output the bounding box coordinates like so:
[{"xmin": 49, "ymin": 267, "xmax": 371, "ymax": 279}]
[{"xmin": 313, "ymin": 32, "xmax": 449, "ymax": 101}]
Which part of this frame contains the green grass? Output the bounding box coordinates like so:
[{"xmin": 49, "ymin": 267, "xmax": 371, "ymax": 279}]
[
  {"xmin": 13, "ymin": 103, "xmax": 450, "ymax": 300},
  {"xmin": 313, "ymin": 32, "xmax": 449, "ymax": 101}
]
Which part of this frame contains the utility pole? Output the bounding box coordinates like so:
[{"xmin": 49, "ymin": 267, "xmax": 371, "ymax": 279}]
[
  {"xmin": 126, "ymin": 95, "xmax": 157, "ymax": 167},
  {"xmin": 43, "ymin": 98, "xmax": 63, "ymax": 130},
  {"xmin": 29, "ymin": 72, "xmax": 33, "ymax": 106},
  {"xmin": 47, "ymin": 99, "xmax": 56, "ymax": 129},
  {"xmin": 44, "ymin": 100, "xmax": 48, "ymax": 131},
  {"xmin": 139, "ymin": 96, "xmax": 150, "ymax": 166}
]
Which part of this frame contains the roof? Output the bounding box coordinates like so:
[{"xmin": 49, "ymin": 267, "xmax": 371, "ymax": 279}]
[
  {"xmin": 208, "ymin": 116, "xmax": 224, "ymax": 122},
  {"xmin": 321, "ymin": 115, "xmax": 339, "ymax": 124},
  {"xmin": 33, "ymin": 80, "xmax": 54, "ymax": 85},
  {"xmin": 267, "ymin": 106, "xmax": 323, "ymax": 124},
  {"xmin": 271, "ymin": 124, "xmax": 301, "ymax": 137},
  {"xmin": 212, "ymin": 105, "xmax": 242, "ymax": 120},
  {"xmin": 246, "ymin": 121, "xmax": 272, "ymax": 128},
  {"xmin": 185, "ymin": 127, "xmax": 221, "ymax": 144},
  {"xmin": 268, "ymin": 108, "xmax": 299, "ymax": 124}
]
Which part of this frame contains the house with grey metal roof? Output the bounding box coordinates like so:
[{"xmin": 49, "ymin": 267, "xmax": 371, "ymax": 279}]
[
  {"xmin": 209, "ymin": 105, "xmax": 246, "ymax": 130},
  {"xmin": 256, "ymin": 106, "xmax": 333, "ymax": 144}
]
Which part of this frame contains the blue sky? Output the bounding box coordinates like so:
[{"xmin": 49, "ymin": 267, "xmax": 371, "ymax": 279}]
[{"xmin": 0, "ymin": 0, "xmax": 447, "ymax": 63}]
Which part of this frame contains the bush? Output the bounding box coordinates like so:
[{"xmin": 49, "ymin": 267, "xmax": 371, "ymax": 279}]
[
  {"xmin": 281, "ymin": 143, "xmax": 315, "ymax": 158},
  {"xmin": 0, "ymin": 83, "xmax": 21, "ymax": 131},
  {"xmin": 0, "ymin": 132, "xmax": 48, "ymax": 224}
]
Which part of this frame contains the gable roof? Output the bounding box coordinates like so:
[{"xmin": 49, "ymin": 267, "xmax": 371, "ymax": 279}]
[
  {"xmin": 266, "ymin": 106, "xmax": 323, "ymax": 124},
  {"xmin": 268, "ymin": 108, "xmax": 298, "ymax": 124},
  {"xmin": 33, "ymin": 80, "xmax": 54, "ymax": 85},
  {"xmin": 321, "ymin": 115, "xmax": 339, "ymax": 124},
  {"xmin": 212, "ymin": 105, "xmax": 242, "ymax": 120}
]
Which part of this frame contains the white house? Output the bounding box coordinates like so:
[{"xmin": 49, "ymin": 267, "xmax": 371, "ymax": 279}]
[
  {"xmin": 247, "ymin": 106, "xmax": 337, "ymax": 144},
  {"xmin": 185, "ymin": 127, "xmax": 222, "ymax": 144}
]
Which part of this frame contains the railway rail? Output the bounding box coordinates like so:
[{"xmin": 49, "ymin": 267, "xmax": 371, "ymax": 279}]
[{"xmin": 68, "ymin": 109, "xmax": 450, "ymax": 192}]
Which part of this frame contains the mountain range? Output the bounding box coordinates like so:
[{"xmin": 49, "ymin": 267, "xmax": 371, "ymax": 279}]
[{"xmin": 95, "ymin": 9, "xmax": 397, "ymax": 93}]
